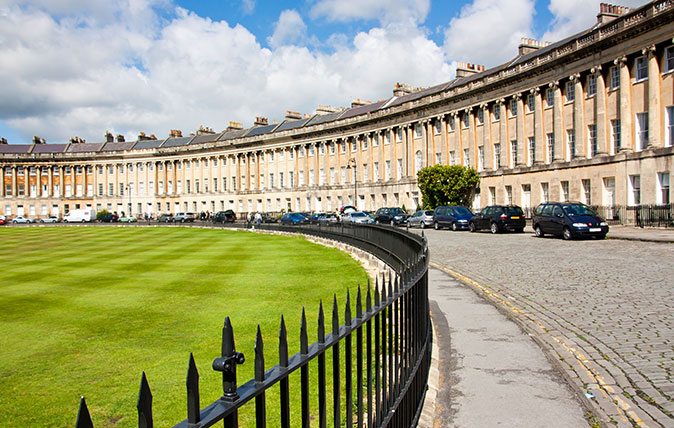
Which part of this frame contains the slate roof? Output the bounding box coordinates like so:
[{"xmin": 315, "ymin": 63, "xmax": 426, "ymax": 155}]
[
  {"xmin": 161, "ymin": 136, "xmax": 193, "ymax": 147},
  {"xmin": 0, "ymin": 144, "xmax": 32, "ymax": 154},
  {"xmin": 188, "ymin": 133, "xmax": 222, "ymax": 145},
  {"xmin": 245, "ymin": 123, "xmax": 279, "ymax": 138},
  {"xmin": 219, "ymin": 129, "xmax": 248, "ymax": 141},
  {"xmin": 132, "ymin": 139, "xmax": 165, "ymax": 150},
  {"xmin": 274, "ymin": 117, "xmax": 313, "ymax": 132},
  {"xmin": 101, "ymin": 141, "xmax": 136, "ymax": 152},
  {"xmin": 32, "ymin": 144, "xmax": 68, "ymax": 153},
  {"xmin": 340, "ymin": 100, "xmax": 388, "ymax": 120},
  {"xmin": 305, "ymin": 110, "xmax": 345, "ymax": 126},
  {"xmin": 67, "ymin": 143, "xmax": 105, "ymax": 153}
]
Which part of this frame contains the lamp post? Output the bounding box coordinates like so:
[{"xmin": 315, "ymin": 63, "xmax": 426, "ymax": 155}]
[{"xmin": 346, "ymin": 158, "xmax": 357, "ymax": 210}]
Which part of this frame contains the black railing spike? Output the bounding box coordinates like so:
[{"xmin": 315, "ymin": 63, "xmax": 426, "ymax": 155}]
[
  {"xmin": 300, "ymin": 307, "xmax": 308, "ymax": 355},
  {"xmin": 214, "ymin": 316, "xmax": 242, "ymax": 401},
  {"xmin": 332, "ymin": 294, "xmax": 339, "ymax": 336},
  {"xmin": 318, "ymin": 300, "xmax": 325, "ymax": 343},
  {"xmin": 356, "ymin": 285, "xmax": 362, "ymax": 318},
  {"xmin": 75, "ymin": 396, "xmax": 94, "ymax": 428},
  {"xmin": 255, "ymin": 325, "xmax": 265, "ymax": 382},
  {"xmin": 137, "ymin": 371, "xmax": 153, "ymax": 428},
  {"xmin": 381, "ymin": 278, "xmax": 387, "ymax": 302},
  {"xmin": 279, "ymin": 315, "xmax": 288, "ymax": 368},
  {"xmin": 345, "ymin": 289, "xmax": 352, "ymax": 326},
  {"xmin": 388, "ymin": 277, "xmax": 393, "ymax": 300},
  {"xmin": 366, "ymin": 280, "xmax": 372, "ymax": 311},
  {"xmin": 222, "ymin": 316, "xmax": 234, "ymax": 358},
  {"xmin": 374, "ymin": 283, "xmax": 380, "ymax": 307},
  {"xmin": 186, "ymin": 353, "xmax": 200, "ymax": 425},
  {"xmin": 421, "ymin": 229, "xmax": 425, "ymax": 238}
]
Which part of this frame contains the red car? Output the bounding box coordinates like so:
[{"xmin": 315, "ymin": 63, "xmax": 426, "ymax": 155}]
[{"xmin": 0, "ymin": 216, "xmax": 6, "ymax": 225}]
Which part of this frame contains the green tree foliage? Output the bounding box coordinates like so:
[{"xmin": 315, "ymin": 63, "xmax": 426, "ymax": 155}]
[
  {"xmin": 96, "ymin": 209, "xmax": 110, "ymax": 220},
  {"xmin": 417, "ymin": 165, "xmax": 480, "ymax": 209}
]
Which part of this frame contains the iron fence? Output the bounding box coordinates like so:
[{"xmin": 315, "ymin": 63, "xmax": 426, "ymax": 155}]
[
  {"xmin": 590, "ymin": 204, "xmax": 674, "ymax": 228},
  {"xmin": 75, "ymin": 223, "xmax": 431, "ymax": 428}
]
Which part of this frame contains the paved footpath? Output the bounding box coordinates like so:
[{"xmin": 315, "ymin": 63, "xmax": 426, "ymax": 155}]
[{"xmin": 419, "ymin": 226, "xmax": 674, "ymax": 428}]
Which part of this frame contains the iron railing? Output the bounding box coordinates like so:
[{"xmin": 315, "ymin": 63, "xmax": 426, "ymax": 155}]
[
  {"xmin": 590, "ymin": 204, "xmax": 674, "ymax": 228},
  {"xmin": 75, "ymin": 223, "xmax": 431, "ymax": 428}
]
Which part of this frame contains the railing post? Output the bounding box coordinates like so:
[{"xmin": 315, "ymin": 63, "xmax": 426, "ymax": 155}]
[
  {"xmin": 212, "ymin": 316, "xmax": 245, "ymax": 428},
  {"xmin": 186, "ymin": 353, "xmax": 200, "ymax": 427}
]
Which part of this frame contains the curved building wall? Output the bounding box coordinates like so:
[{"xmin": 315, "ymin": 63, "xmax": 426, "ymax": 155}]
[{"xmin": 1, "ymin": 1, "xmax": 673, "ymax": 219}]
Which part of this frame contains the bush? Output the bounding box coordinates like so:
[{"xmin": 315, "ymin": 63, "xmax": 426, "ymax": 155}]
[
  {"xmin": 96, "ymin": 210, "xmax": 110, "ymax": 220},
  {"xmin": 417, "ymin": 165, "xmax": 480, "ymax": 209}
]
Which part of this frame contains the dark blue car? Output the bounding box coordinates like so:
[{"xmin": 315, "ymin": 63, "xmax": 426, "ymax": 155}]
[
  {"xmin": 281, "ymin": 213, "xmax": 309, "ymax": 225},
  {"xmin": 433, "ymin": 206, "xmax": 473, "ymax": 230},
  {"xmin": 532, "ymin": 202, "xmax": 609, "ymax": 240}
]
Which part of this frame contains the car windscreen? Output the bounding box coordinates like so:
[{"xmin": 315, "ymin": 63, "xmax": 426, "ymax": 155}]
[
  {"xmin": 351, "ymin": 213, "xmax": 366, "ymax": 217},
  {"xmin": 563, "ymin": 204, "xmax": 597, "ymax": 216},
  {"xmin": 453, "ymin": 207, "xmax": 472, "ymax": 216},
  {"xmin": 389, "ymin": 208, "xmax": 405, "ymax": 215},
  {"xmin": 504, "ymin": 207, "xmax": 523, "ymax": 215}
]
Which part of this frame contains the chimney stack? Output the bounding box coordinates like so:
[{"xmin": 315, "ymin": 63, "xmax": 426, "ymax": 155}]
[
  {"xmin": 597, "ymin": 3, "xmax": 632, "ymax": 24},
  {"xmin": 0, "ymin": 138, "xmax": 7, "ymax": 144},
  {"xmin": 69, "ymin": 136, "xmax": 85, "ymax": 144},
  {"xmin": 285, "ymin": 110, "xmax": 302, "ymax": 120},
  {"xmin": 315, "ymin": 105, "xmax": 343, "ymax": 115},
  {"xmin": 138, "ymin": 132, "xmax": 156, "ymax": 141},
  {"xmin": 455, "ymin": 62, "xmax": 486, "ymax": 78},
  {"xmin": 116, "ymin": 134, "xmax": 125, "ymax": 142},
  {"xmin": 351, "ymin": 99, "xmax": 370, "ymax": 108},
  {"xmin": 105, "ymin": 131, "xmax": 114, "ymax": 143},
  {"xmin": 33, "ymin": 136, "xmax": 46, "ymax": 144},
  {"xmin": 196, "ymin": 125, "xmax": 215, "ymax": 135},
  {"xmin": 227, "ymin": 121, "xmax": 243, "ymax": 131},
  {"xmin": 518, "ymin": 38, "xmax": 552, "ymax": 56},
  {"xmin": 169, "ymin": 129, "xmax": 183, "ymax": 138},
  {"xmin": 254, "ymin": 117, "xmax": 269, "ymax": 126},
  {"xmin": 392, "ymin": 82, "xmax": 424, "ymax": 97}
]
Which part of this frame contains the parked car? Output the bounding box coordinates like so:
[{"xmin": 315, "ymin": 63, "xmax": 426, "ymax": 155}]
[
  {"xmin": 374, "ymin": 207, "xmax": 409, "ymax": 225},
  {"xmin": 39, "ymin": 216, "xmax": 60, "ymax": 223},
  {"xmin": 310, "ymin": 212, "xmax": 326, "ymax": 224},
  {"xmin": 342, "ymin": 211, "xmax": 374, "ymax": 224},
  {"xmin": 533, "ymin": 202, "xmax": 609, "ymax": 240},
  {"xmin": 0, "ymin": 215, "xmax": 6, "ymax": 225},
  {"xmin": 100, "ymin": 213, "xmax": 119, "ymax": 223},
  {"xmin": 469, "ymin": 205, "xmax": 526, "ymax": 233},
  {"xmin": 213, "ymin": 210, "xmax": 236, "ymax": 223},
  {"xmin": 174, "ymin": 212, "xmax": 196, "ymax": 223},
  {"xmin": 12, "ymin": 215, "xmax": 34, "ymax": 224},
  {"xmin": 261, "ymin": 213, "xmax": 278, "ymax": 223},
  {"xmin": 433, "ymin": 206, "xmax": 473, "ymax": 230},
  {"xmin": 119, "ymin": 215, "xmax": 137, "ymax": 223},
  {"xmin": 317, "ymin": 213, "xmax": 339, "ymax": 224},
  {"xmin": 281, "ymin": 213, "xmax": 309, "ymax": 225},
  {"xmin": 408, "ymin": 210, "xmax": 435, "ymax": 228},
  {"xmin": 157, "ymin": 213, "xmax": 174, "ymax": 223}
]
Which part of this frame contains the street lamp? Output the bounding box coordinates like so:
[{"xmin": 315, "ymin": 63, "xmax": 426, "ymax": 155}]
[{"xmin": 346, "ymin": 158, "xmax": 357, "ymax": 210}]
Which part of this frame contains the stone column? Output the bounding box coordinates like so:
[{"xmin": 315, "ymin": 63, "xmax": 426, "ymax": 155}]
[
  {"xmin": 516, "ymin": 94, "xmax": 526, "ymax": 165},
  {"xmin": 645, "ymin": 44, "xmax": 660, "ymax": 148},
  {"xmin": 60, "ymin": 165, "xmax": 65, "ymax": 198},
  {"xmin": 616, "ymin": 56, "xmax": 632, "ymax": 152},
  {"xmin": 551, "ymin": 82, "xmax": 564, "ymax": 161},
  {"xmin": 405, "ymin": 125, "xmax": 413, "ymax": 176},
  {"xmin": 593, "ymin": 65, "xmax": 608, "ymax": 156},
  {"xmin": 439, "ymin": 116, "xmax": 448, "ymax": 166},
  {"xmin": 481, "ymin": 105, "xmax": 491, "ymax": 170},
  {"xmin": 12, "ymin": 166, "xmax": 17, "ymax": 197},
  {"xmin": 532, "ymin": 88, "xmax": 544, "ymax": 164},
  {"xmin": 572, "ymin": 73, "xmax": 584, "ymax": 158},
  {"xmin": 467, "ymin": 108, "xmax": 475, "ymax": 168},
  {"xmin": 498, "ymin": 100, "xmax": 507, "ymax": 167}
]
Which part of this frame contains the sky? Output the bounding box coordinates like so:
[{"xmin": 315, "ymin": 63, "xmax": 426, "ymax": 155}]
[{"xmin": 0, "ymin": 0, "xmax": 648, "ymax": 144}]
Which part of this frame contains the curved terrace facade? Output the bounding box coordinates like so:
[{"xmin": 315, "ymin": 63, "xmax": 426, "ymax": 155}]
[{"xmin": 1, "ymin": 1, "xmax": 673, "ymax": 219}]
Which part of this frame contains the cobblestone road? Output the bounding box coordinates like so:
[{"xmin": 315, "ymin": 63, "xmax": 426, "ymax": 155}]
[{"xmin": 420, "ymin": 229, "xmax": 674, "ymax": 428}]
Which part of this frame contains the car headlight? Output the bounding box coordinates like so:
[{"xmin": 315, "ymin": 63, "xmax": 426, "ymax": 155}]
[
  {"xmin": 600, "ymin": 222, "xmax": 608, "ymax": 226},
  {"xmin": 572, "ymin": 223, "xmax": 588, "ymax": 227},
  {"xmin": 394, "ymin": 215, "xmax": 401, "ymax": 220},
  {"xmin": 458, "ymin": 219, "xmax": 468, "ymax": 223}
]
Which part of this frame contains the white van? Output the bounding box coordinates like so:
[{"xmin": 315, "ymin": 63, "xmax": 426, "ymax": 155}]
[{"xmin": 63, "ymin": 209, "xmax": 95, "ymax": 223}]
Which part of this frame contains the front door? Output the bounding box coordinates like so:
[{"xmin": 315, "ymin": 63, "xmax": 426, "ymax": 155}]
[{"xmin": 603, "ymin": 177, "xmax": 615, "ymax": 219}]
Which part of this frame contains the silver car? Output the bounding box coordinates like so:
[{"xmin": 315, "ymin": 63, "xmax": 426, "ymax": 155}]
[
  {"xmin": 408, "ymin": 210, "xmax": 435, "ymax": 229},
  {"xmin": 342, "ymin": 211, "xmax": 374, "ymax": 224},
  {"xmin": 39, "ymin": 216, "xmax": 60, "ymax": 223}
]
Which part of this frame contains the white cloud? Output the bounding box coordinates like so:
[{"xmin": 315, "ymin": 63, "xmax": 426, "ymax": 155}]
[
  {"xmin": 267, "ymin": 9, "xmax": 307, "ymax": 49},
  {"xmin": 310, "ymin": 0, "xmax": 431, "ymax": 25},
  {"xmin": 443, "ymin": 0, "xmax": 536, "ymax": 67},
  {"xmin": 241, "ymin": 0, "xmax": 255, "ymax": 15},
  {"xmin": 542, "ymin": 0, "xmax": 648, "ymax": 42},
  {"xmin": 0, "ymin": 1, "xmax": 455, "ymax": 144}
]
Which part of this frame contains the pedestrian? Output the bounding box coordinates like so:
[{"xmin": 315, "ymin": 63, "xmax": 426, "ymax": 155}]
[
  {"xmin": 254, "ymin": 211, "xmax": 262, "ymax": 227},
  {"xmin": 247, "ymin": 212, "xmax": 253, "ymax": 228}
]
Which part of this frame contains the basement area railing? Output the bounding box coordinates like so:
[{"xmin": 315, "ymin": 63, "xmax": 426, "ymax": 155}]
[{"xmin": 75, "ymin": 223, "xmax": 431, "ymax": 428}]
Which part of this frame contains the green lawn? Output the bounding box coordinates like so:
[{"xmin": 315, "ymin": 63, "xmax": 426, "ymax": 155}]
[{"xmin": 0, "ymin": 226, "xmax": 369, "ymax": 427}]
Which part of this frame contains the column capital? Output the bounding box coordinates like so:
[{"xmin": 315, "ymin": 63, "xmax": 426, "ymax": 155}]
[
  {"xmin": 614, "ymin": 56, "xmax": 628, "ymax": 66},
  {"xmin": 479, "ymin": 103, "xmax": 487, "ymax": 110},
  {"xmin": 513, "ymin": 92, "xmax": 522, "ymax": 100},
  {"xmin": 642, "ymin": 44, "xmax": 656, "ymax": 57},
  {"xmin": 590, "ymin": 64, "xmax": 602, "ymax": 74},
  {"xmin": 548, "ymin": 80, "xmax": 559, "ymax": 89},
  {"xmin": 496, "ymin": 98, "xmax": 505, "ymax": 105},
  {"xmin": 529, "ymin": 87, "xmax": 540, "ymax": 95},
  {"xmin": 569, "ymin": 73, "xmax": 581, "ymax": 82}
]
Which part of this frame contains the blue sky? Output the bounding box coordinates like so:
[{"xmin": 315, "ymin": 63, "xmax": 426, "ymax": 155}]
[{"xmin": 0, "ymin": 0, "xmax": 647, "ymax": 144}]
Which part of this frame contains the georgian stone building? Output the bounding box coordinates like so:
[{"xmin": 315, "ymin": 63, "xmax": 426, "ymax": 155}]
[{"xmin": 1, "ymin": 1, "xmax": 673, "ymax": 220}]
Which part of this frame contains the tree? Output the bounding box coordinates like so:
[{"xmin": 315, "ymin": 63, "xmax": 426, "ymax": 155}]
[{"xmin": 417, "ymin": 165, "xmax": 480, "ymax": 209}]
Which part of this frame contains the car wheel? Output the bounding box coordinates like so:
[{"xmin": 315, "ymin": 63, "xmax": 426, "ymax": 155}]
[
  {"xmin": 469, "ymin": 222, "xmax": 476, "ymax": 232},
  {"xmin": 562, "ymin": 227, "xmax": 573, "ymax": 240},
  {"xmin": 598, "ymin": 234, "xmax": 607, "ymax": 240},
  {"xmin": 490, "ymin": 222, "xmax": 499, "ymax": 234},
  {"xmin": 420, "ymin": 222, "xmax": 426, "ymax": 229},
  {"xmin": 534, "ymin": 226, "xmax": 544, "ymax": 238},
  {"xmin": 390, "ymin": 219, "xmax": 394, "ymax": 226},
  {"xmin": 375, "ymin": 219, "xmax": 380, "ymax": 225},
  {"xmin": 433, "ymin": 222, "xmax": 440, "ymax": 230},
  {"xmin": 516, "ymin": 228, "xmax": 525, "ymax": 233},
  {"xmin": 451, "ymin": 222, "xmax": 458, "ymax": 231},
  {"xmin": 40, "ymin": 220, "xmax": 44, "ymax": 223}
]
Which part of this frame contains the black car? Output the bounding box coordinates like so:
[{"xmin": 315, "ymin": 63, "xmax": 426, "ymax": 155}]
[
  {"xmin": 374, "ymin": 207, "xmax": 409, "ymax": 225},
  {"xmin": 213, "ymin": 210, "xmax": 236, "ymax": 223},
  {"xmin": 532, "ymin": 202, "xmax": 609, "ymax": 240},
  {"xmin": 469, "ymin": 205, "xmax": 526, "ymax": 233},
  {"xmin": 261, "ymin": 213, "xmax": 278, "ymax": 223},
  {"xmin": 433, "ymin": 206, "xmax": 473, "ymax": 230},
  {"xmin": 99, "ymin": 213, "xmax": 118, "ymax": 223}
]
